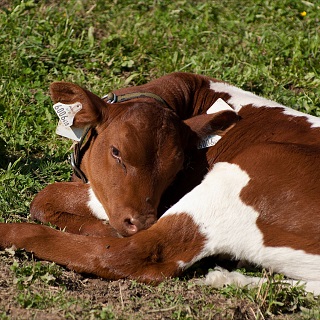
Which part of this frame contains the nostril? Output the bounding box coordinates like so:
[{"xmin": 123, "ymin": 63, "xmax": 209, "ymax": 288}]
[
  {"xmin": 122, "ymin": 213, "xmax": 156, "ymax": 236},
  {"xmin": 124, "ymin": 218, "xmax": 138, "ymax": 234}
]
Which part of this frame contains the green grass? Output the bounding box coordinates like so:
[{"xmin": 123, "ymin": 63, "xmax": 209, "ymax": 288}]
[
  {"xmin": 218, "ymin": 271, "xmax": 317, "ymax": 317},
  {"xmin": 1, "ymin": 0, "xmax": 320, "ymax": 318}
]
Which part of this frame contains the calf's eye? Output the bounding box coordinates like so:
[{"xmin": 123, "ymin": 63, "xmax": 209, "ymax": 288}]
[
  {"xmin": 111, "ymin": 146, "xmax": 120, "ymax": 156},
  {"xmin": 111, "ymin": 146, "xmax": 121, "ymax": 162}
]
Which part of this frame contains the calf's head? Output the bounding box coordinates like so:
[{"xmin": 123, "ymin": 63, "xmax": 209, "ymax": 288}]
[{"xmin": 50, "ymin": 82, "xmax": 239, "ymax": 236}]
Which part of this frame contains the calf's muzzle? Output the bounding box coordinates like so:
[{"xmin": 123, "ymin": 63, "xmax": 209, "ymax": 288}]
[{"xmin": 118, "ymin": 210, "xmax": 157, "ymax": 236}]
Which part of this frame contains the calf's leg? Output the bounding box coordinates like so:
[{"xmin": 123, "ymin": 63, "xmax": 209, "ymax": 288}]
[
  {"xmin": 30, "ymin": 182, "xmax": 117, "ymax": 237},
  {"xmin": 0, "ymin": 213, "xmax": 205, "ymax": 283}
]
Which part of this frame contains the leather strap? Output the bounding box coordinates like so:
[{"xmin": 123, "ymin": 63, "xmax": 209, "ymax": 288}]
[{"xmin": 102, "ymin": 92, "xmax": 172, "ymax": 111}]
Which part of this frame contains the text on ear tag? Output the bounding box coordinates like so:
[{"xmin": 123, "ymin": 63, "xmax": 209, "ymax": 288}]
[
  {"xmin": 53, "ymin": 102, "xmax": 82, "ymax": 127},
  {"xmin": 53, "ymin": 102, "xmax": 84, "ymax": 141}
]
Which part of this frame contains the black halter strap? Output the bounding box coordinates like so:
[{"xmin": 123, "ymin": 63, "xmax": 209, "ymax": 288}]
[
  {"xmin": 70, "ymin": 91, "xmax": 172, "ymax": 183},
  {"xmin": 69, "ymin": 126, "xmax": 91, "ymax": 183}
]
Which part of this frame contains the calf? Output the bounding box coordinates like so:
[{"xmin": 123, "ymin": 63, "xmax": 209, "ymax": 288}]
[
  {"xmin": 30, "ymin": 77, "xmax": 237, "ymax": 237},
  {"xmin": 1, "ymin": 72, "xmax": 320, "ymax": 295}
]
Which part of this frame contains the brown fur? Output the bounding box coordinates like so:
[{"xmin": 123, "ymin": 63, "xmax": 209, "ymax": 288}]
[{"xmin": 0, "ymin": 213, "xmax": 204, "ymax": 283}]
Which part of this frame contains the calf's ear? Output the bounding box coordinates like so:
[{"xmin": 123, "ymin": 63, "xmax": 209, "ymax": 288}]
[
  {"xmin": 50, "ymin": 82, "xmax": 107, "ymax": 127},
  {"xmin": 184, "ymin": 110, "xmax": 240, "ymax": 147}
]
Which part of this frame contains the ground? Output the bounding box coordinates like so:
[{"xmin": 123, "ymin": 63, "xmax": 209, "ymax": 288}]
[{"xmin": 0, "ymin": 251, "xmax": 315, "ymax": 320}]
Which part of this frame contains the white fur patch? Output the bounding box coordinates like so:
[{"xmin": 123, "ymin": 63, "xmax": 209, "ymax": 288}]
[
  {"xmin": 209, "ymin": 81, "xmax": 320, "ymax": 128},
  {"xmin": 164, "ymin": 162, "xmax": 320, "ymax": 287},
  {"xmin": 87, "ymin": 187, "xmax": 109, "ymax": 221}
]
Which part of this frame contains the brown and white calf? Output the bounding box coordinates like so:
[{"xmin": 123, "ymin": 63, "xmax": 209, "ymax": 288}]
[
  {"xmin": 1, "ymin": 72, "xmax": 320, "ymax": 295},
  {"xmin": 30, "ymin": 76, "xmax": 235, "ymax": 237}
]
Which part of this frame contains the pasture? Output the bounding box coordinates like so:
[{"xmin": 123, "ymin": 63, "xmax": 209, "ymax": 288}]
[{"xmin": 0, "ymin": 0, "xmax": 320, "ymax": 318}]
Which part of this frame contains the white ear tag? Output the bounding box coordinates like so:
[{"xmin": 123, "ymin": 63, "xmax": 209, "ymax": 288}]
[
  {"xmin": 55, "ymin": 121, "xmax": 84, "ymax": 141},
  {"xmin": 53, "ymin": 102, "xmax": 84, "ymax": 141},
  {"xmin": 197, "ymin": 99, "xmax": 233, "ymax": 149},
  {"xmin": 197, "ymin": 135, "xmax": 222, "ymax": 149},
  {"xmin": 206, "ymin": 98, "xmax": 234, "ymax": 114}
]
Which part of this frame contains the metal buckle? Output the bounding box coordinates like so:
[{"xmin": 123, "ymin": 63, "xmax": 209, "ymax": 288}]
[{"xmin": 102, "ymin": 92, "xmax": 117, "ymax": 104}]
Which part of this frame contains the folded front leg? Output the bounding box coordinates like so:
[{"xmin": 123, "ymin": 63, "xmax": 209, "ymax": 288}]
[{"xmin": 30, "ymin": 182, "xmax": 116, "ymax": 237}]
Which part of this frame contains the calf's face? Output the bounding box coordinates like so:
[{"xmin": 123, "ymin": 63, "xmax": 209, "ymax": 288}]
[
  {"xmin": 50, "ymin": 82, "xmax": 239, "ymax": 236},
  {"xmin": 84, "ymin": 103, "xmax": 187, "ymax": 236}
]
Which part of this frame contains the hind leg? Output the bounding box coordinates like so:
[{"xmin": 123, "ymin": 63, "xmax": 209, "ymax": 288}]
[{"xmin": 202, "ymin": 267, "xmax": 320, "ymax": 296}]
